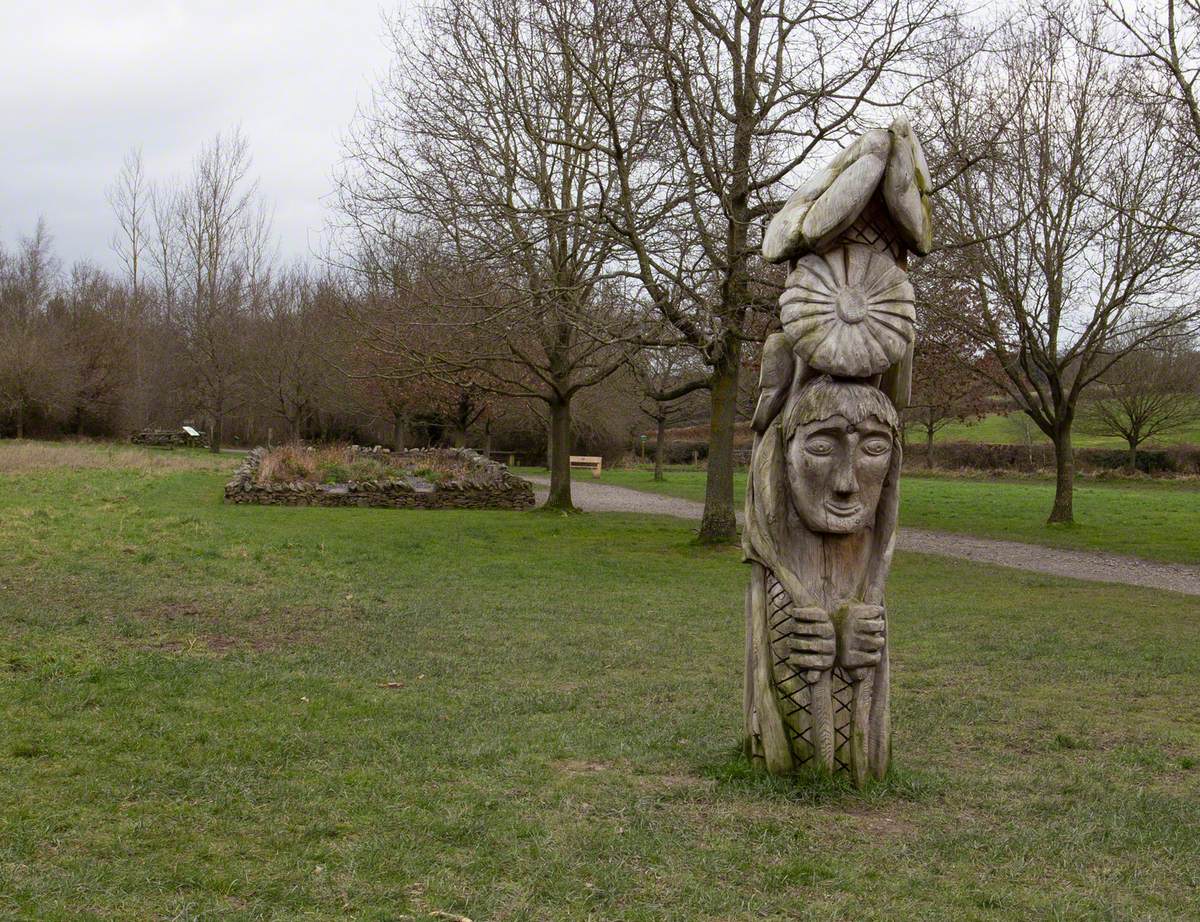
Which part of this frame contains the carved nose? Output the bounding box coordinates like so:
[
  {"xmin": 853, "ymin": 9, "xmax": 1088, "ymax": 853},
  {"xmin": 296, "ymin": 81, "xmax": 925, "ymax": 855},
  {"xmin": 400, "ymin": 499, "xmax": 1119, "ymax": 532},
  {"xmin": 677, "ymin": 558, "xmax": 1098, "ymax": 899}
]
[{"xmin": 833, "ymin": 466, "xmax": 859, "ymax": 495}]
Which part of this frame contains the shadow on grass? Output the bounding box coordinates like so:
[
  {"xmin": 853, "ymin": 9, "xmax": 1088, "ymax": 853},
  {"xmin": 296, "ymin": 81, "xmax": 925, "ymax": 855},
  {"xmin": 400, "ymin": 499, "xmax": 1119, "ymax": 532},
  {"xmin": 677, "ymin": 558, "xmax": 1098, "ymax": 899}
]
[{"xmin": 701, "ymin": 745, "xmax": 944, "ymax": 806}]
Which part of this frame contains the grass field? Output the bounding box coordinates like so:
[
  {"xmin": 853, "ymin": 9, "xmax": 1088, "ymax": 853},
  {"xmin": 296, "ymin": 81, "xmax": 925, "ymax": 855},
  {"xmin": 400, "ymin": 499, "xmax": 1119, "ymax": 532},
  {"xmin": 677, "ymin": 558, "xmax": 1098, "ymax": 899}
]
[
  {"xmin": 562, "ymin": 467, "xmax": 1200, "ymax": 564},
  {"xmin": 930, "ymin": 411, "xmax": 1200, "ymax": 448},
  {"xmin": 1, "ymin": 441, "xmax": 1199, "ymax": 919}
]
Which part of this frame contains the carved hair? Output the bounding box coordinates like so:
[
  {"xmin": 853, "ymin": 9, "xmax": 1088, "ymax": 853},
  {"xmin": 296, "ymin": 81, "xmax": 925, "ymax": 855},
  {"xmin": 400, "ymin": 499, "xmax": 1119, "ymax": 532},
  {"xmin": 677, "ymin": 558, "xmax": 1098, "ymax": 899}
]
[{"xmin": 780, "ymin": 375, "xmax": 900, "ymax": 442}]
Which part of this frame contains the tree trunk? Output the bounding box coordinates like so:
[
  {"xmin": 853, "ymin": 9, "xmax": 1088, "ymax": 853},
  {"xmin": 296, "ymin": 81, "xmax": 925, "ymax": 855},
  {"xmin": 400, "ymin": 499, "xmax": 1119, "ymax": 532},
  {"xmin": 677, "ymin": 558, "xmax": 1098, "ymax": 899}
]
[
  {"xmin": 543, "ymin": 394, "xmax": 576, "ymax": 511},
  {"xmin": 392, "ymin": 412, "xmax": 407, "ymax": 452},
  {"xmin": 699, "ymin": 349, "xmax": 739, "ymax": 543},
  {"xmin": 1126, "ymin": 439, "xmax": 1138, "ymax": 473},
  {"xmin": 654, "ymin": 414, "xmax": 666, "ymax": 482},
  {"xmin": 209, "ymin": 413, "xmax": 223, "ymax": 454},
  {"xmin": 925, "ymin": 423, "xmax": 935, "ymax": 468},
  {"xmin": 1048, "ymin": 425, "xmax": 1074, "ymax": 524},
  {"xmin": 15, "ymin": 404, "xmax": 24, "ymax": 440}
]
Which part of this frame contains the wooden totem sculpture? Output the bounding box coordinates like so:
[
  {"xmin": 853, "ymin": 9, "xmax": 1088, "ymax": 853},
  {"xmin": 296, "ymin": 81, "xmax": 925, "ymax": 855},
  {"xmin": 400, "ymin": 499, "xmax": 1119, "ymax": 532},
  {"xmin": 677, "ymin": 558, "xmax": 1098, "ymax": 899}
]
[{"xmin": 743, "ymin": 116, "xmax": 932, "ymax": 786}]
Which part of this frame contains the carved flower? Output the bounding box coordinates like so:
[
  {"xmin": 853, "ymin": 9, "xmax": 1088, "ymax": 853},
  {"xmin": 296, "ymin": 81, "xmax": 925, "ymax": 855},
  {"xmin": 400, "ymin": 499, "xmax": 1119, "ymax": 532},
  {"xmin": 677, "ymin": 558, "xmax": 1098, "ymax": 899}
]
[{"xmin": 780, "ymin": 244, "xmax": 915, "ymax": 378}]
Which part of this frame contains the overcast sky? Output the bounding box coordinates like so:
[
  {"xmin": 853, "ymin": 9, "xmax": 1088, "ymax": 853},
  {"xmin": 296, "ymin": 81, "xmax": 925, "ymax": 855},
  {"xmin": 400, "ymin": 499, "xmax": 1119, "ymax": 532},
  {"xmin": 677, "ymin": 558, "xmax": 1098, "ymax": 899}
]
[{"xmin": 0, "ymin": 1, "xmax": 397, "ymax": 271}]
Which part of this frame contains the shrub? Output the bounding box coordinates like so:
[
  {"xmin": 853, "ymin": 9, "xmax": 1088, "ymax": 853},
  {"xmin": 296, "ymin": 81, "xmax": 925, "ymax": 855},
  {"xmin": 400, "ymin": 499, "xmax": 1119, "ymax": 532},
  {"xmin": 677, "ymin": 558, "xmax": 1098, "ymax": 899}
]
[
  {"xmin": 408, "ymin": 466, "xmax": 448, "ymax": 483},
  {"xmin": 908, "ymin": 441, "xmax": 1200, "ymax": 476},
  {"xmin": 258, "ymin": 445, "xmax": 318, "ymax": 483},
  {"xmin": 317, "ymin": 461, "xmax": 352, "ymax": 484}
]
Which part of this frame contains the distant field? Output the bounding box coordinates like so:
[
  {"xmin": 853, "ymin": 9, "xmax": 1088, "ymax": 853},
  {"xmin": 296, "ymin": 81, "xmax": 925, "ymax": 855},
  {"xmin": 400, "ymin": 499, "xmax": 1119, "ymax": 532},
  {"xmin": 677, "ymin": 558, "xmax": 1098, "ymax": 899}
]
[
  {"xmin": 525, "ymin": 466, "xmax": 1200, "ymax": 564},
  {"xmin": 928, "ymin": 412, "xmax": 1200, "ymax": 448},
  {"xmin": 0, "ymin": 440, "xmax": 235, "ymax": 475},
  {"xmin": 2, "ymin": 441, "xmax": 1199, "ymax": 918}
]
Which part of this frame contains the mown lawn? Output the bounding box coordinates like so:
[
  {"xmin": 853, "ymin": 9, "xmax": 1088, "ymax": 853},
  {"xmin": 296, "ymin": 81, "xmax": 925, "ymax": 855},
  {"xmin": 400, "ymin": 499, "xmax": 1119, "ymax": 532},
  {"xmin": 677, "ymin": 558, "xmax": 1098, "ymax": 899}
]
[
  {"xmin": 1, "ymin": 443, "xmax": 1199, "ymax": 919},
  {"xmin": 564, "ymin": 468, "xmax": 1200, "ymax": 564}
]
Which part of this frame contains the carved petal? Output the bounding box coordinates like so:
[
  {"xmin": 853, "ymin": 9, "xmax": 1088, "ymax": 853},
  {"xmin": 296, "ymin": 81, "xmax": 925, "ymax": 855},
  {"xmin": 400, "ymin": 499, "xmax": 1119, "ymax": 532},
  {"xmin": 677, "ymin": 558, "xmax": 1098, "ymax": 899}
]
[
  {"xmin": 883, "ymin": 119, "xmax": 933, "ymax": 255},
  {"xmin": 762, "ymin": 129, "xmax": 890, "ymax": 264},
  {"xmin": 910, "ymin": 128, "xmax": 932, "ymax": 193},
  {"xmin": 762, "ymin": 119, "xmax": 934, "ymax": 264},
  {"xmin": 752, "ymin": 332, "xmax": 797, "ymax": 432},
  {"xmin": 762, "ymin": 196, "xmax": 814, "ymax": 264},
  {"xmin": 801, "ymin": 133, "xmax": 889, "ymax": 251}
]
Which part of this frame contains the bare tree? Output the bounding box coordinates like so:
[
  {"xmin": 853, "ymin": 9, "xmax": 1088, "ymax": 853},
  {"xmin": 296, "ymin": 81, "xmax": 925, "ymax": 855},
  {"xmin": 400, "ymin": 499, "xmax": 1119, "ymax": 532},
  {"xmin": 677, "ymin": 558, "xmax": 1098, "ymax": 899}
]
[
  {"xmin": 0, "ymin": 220, "xmax": 67, "ymax": 438},
  {"xmin": 107, "ymin": 148, "xmax": 149, "ymax": 302},
  {"xmin": 107, "ymin": 149, "xmax": 160, "ymax": 428},
  {"xmin": 925, "ymin": 7, "xmax": 1200, "ymax": 522},
  {"xmin": 631, "ymin": 343, "xmax": 707, "ymax": 480},
  {"xmin": 1095, "ymin": 1, "xmax": 1200, "ymax": 162},
  {"xmin": 904, "ymin": 351, "xmax": 993, "ymax": 468},
  {"xmin": 1082, "ymin": 339, "xmax": 1200, "ymax": 468},
  {"xmin": 339, "ymin": 0, "xmax": 649, "ymax": 509},
  {"xmin": 570, "ymin": 0, "xmax": 948, "ymax": 540},
  {"xmin": 336, "ymin": 236, "xmax": 509, "ymax": 453},
  {"xmin": 249, "ymin": 267, "xmax": 339, "ymax": 440},
  {"xmin": 173, "ymin": 129, "xmax": 263, "ymax": 452},
  {"xmin": 148, "ymin": 182, "xmax": 185, "ymax": 322},
  {"xmin": 56, "ymin": 262, "xmax": 131, "ymax": 435},
  {"xmin": 905, "ymin": 263, "xmax": 994, "ymax": 465}
]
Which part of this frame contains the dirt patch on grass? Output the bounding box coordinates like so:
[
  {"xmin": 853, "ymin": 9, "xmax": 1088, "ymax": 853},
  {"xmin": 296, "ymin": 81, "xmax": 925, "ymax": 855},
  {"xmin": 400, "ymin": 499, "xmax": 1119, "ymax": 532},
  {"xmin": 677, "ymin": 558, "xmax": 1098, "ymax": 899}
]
[
  {"xmin": 0, "ymin": 440, "xmax": 234, "ymax": 475},
  {"xmin": 555, "ymin": 759, "xmax": 615, "ymax": 774},
  {"xmin": 150, "ymin": 634, "xmax": 243, "ymax": 654},
  {"xmin": 833, "ymin": 801, "xmax": 920, "ymax": 840},
  {"xmin": 127, "ymin": 600, "xmax": 324, "ymax": 654}
]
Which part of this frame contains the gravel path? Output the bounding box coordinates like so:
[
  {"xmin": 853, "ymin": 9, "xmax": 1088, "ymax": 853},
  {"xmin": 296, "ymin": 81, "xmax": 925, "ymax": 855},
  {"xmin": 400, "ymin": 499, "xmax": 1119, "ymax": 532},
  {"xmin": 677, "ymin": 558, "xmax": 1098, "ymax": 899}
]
[{"xmin": 525, "ymin": 475, "xmax": 1200, "ymax": 596}]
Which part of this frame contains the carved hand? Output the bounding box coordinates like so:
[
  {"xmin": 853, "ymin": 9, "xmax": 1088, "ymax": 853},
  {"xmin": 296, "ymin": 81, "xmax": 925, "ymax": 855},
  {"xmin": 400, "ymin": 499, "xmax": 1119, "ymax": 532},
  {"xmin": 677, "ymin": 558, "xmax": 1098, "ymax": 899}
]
[
  {"xmin": 834, "ymin": 602, "xmax": 886, "ymax": 674},
  {"xmin": 787, "ymin": 606, "xmax": 835, "ymax": 678}
]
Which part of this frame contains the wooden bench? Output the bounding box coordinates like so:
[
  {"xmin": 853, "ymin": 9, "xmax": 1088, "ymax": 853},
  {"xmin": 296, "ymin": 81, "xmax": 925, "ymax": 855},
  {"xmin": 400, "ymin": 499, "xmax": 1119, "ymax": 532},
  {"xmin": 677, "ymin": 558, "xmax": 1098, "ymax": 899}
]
[{"xmin": 569, "ymin": 455, "xmax": 603, "ymax": 478}]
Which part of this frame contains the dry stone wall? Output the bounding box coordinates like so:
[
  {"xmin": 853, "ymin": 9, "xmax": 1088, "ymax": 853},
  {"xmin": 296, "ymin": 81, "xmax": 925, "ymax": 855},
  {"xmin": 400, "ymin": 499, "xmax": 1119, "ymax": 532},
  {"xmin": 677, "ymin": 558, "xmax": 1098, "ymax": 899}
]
[
  {"xmin": 132, "ymin": 428, "xmax": 208, "ymax": 449},
  {"xmin": 224, "ymin": 447, "xmax": 536, "ymax": 510}
]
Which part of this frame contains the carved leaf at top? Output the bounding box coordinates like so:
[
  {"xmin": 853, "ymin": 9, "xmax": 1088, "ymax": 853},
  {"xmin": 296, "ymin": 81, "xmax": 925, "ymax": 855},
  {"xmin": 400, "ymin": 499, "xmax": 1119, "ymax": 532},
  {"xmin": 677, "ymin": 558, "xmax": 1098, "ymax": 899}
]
[
  {"xmin": 763, "ymin": 115, "xmax": 933, "ymax": 264},
  {"xmin": 780, "ymin": 244, "xmax": 915, "ymax": 377}
]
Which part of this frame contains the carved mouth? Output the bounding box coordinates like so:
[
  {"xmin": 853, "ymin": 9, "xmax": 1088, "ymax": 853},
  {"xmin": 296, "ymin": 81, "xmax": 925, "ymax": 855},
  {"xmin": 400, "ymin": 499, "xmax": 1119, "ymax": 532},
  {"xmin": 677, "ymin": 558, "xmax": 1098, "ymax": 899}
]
[{"xmin": 825, "ymin": 501, "xmax": 863, "ymax": 517}]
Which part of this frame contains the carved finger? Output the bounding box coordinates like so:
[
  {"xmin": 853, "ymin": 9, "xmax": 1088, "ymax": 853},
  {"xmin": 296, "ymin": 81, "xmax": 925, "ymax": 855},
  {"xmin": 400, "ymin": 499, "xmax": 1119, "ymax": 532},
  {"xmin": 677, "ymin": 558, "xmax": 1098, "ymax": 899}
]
[
  {"xmin": 841, "ymin": 650, "xmax": 882, "ymax": 669},
  {"xmin": 790, "ymin": 636, "xmax": 835, "ymax": 655},
  {"xmin": 856, "ymin": 618, "xmax": 886, "ymax": 635},
  {"xmin": 791, "ymin": 606, "xmax": 831, "ymax": 624},
  {"xmin": 853, "ymin": 633, "xmax": 886, "ymax": 653},
  {"xmin": 793, "ymin": 621, "xmax": 835, "ymax": 640},
  {"xmin": 790, "ymin": 653, "xmax": 834, "ymax": 671},
  {"xmin": 845, "ymin": 603, "xmax": 884, "ymax": 620}
]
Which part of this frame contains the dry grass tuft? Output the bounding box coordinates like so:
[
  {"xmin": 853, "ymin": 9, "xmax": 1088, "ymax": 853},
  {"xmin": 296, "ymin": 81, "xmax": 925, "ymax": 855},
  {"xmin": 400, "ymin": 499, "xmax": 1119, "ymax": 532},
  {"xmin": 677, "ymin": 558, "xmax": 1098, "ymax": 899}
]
[
  {"xmin": 256, "ymin": 444, "xmax": 477, "ymax": 485},
  {"xmin": 0, "ymin": 440, "xmax": 235, "ymax": 475},
  {"xmin": 257, "ymin": 443, "xmax": 345, "ymax": 484}
]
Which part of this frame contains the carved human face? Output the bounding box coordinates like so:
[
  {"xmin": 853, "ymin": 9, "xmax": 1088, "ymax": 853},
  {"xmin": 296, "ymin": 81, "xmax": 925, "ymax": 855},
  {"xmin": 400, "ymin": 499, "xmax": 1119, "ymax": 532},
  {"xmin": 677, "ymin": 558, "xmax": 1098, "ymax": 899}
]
[{"xmin": 785, "ymin": 414, "xmax": 894, "ymax": 534}]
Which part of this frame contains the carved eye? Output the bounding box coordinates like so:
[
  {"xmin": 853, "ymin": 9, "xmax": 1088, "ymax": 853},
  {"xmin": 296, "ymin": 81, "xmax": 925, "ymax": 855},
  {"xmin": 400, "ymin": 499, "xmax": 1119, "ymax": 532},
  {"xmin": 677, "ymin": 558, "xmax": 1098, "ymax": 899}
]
[
  {"xmin": 805, "ymin": 438, "xmax": 835, "ymax": 456},
  {"xmin": 861, "ymin": 437, "xmax": 891, "ymax": 457}
]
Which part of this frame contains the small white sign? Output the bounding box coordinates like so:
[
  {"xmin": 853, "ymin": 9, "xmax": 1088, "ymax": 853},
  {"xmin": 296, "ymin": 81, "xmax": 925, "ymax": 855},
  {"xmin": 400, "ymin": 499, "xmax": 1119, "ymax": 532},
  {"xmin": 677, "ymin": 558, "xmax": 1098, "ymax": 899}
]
[{"xmin": 182, "ymin": 425, "xmax": 200, "ymax": 437}]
